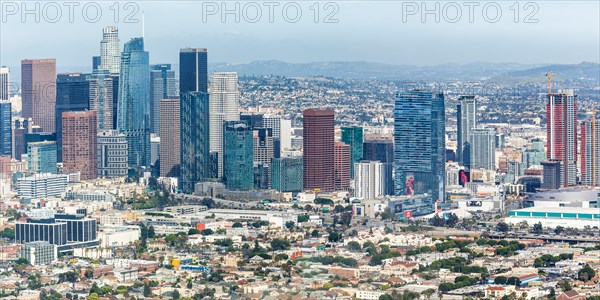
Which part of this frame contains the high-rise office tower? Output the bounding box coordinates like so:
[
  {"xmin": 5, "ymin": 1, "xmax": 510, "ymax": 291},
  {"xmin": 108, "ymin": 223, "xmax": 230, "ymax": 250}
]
[
  {"xmin": 117, "ymin": 38, "xmax": 151, "ymax": 169},
  {"xmin": 21, "ymin": 59, "xmax": 57, "ymax": 132},
  {"xmin": 303, "ymin": 109, "xmax": 335, "ymax": 191},
  {"xmin": 180, "ymin": 48, "xmax": 208, "ymax": 94},
  {"xmin": 240, "ymin": 113, "xmax": 264, "ymax": 128},
  {"xmin": 263, "ymin": 115, "xmax": 292, "ymax": 155},
  {"xmin": 271, "ymin": 157, "xmax": 303, "ymax": 192},
  {"xmin": 89, "ymin": 70, "xmax": 114, "ymax": 131},
  {"xmin": 334, "ymin": 142, "xmax": 351, "ymax": 191},
  {"xmin": 354, "ymin": 160, "xmax": 384, "ymax": 200},
  {"xmin": 223, "ymin": 121, "xmax": 253, "ymax": 190},
  {"xmin": 27, "ymin": 141, "xmax": 57, "ymax": 174},
  {"xmin": 523, "ymin": 139, "xmax": 546, "ymax": 168},
  {"xmin": 341, "ymin": 127, "xmax": 363, "ymax": 178},
  {"xmin": 0, "ymin": 102, "xmax": 11, "ymax": 156},
  {"xmin": 253, "ymin": 128, "xmax": 274, "ymax": 166},
  {"xmin": 0, "ymin": 66, "xmax": 9, "ymax": 100},
  {"xmin": 394, "ymin": 91, "xmax": 445, "ymax": 201},
  {"xmin": 209, "ymin": 72, "xmax": 240, "ymax": 178},
  {"xmin": 55, "ymin": 73, "xmax": 90, "ymax": 162},
  {"xmin": 99, "ymin": 26, "xmax": 120, "ymax": 74},
  {"xmin": 456, "ymin": 95, "xmax": 476, "ymax": 169},
  {"xmin": 581, "ymin": 117, "xmax": 600, "ymax": 186},
  {"xmin": 542, "ymin": 161, "xmax": 561, "ymax": 189},
  {"xmin": 97, "ymin": 130, "xmax": 128, "ymax": 178},
  {"xmin": 160, "ymin": 98, "xmax": 180, "ymax": 177},
  {"xmin": 111, "ymin": 74, "xmax": 120, "ymax": 130},
  {"xmin": 150, "ymin": 64, "xmax": 177, "ymax": 135},
  {"xmin": 13, "ymin": 119, "xmax": 33, "ymax": 160},
  {"xmin": 92, "ymin": 56, "xmax": 101, "ymax": 71},
  {"xmin": 363, "ymin": 138, "xmax": 394, "ymax": 195},
  {"xmin": 546, "ymin": 89, "xmax": 578, "ymax": 187},
  {"xmin": 470, "ymin": 127, "xmax": 496, "ymax": 171},
  {"xmin": 62, "ymin": 111, "xmax": 97, "ymax": 180},
  {"xmin": 180, "ymin": 92, "xmax": 210, "ymax": 193}
]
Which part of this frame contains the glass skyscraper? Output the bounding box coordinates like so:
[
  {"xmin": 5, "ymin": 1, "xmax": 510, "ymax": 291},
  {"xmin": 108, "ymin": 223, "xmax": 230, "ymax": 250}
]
[
  {"xmin": 223, "ymin": 121, "xmax": 254, "ymax": 190},
  {"xmin": 27, "ymin": 141, "xmax": 58, "ymax": 174},
  {"xmin": 456, "ymin": 95, "xmax": 476, "ymax": 169},
  {"xmin": 0, "ymin": 101, "xmax": 12, "ymax": 156},
  {"xmin": 179, "ymin": 92, "xmax": 210, "ymax": 194},
  {"xmin": 117, "ymin": 37, "xmax": 151, "ymax": 169},
  {"xmin": 180, "ymin": 48, "xmax": 208, "ymax": 94},
  {"xmin": 56, "ymin": 73, "xmax": 90, "ymax": 162},
  {"xmin": 394, "ymin": 90, "xmax": 445, "ymax": 202},
  {"xmin": 150, "ymin": 64, "xmax": 177, "ymax": 135},
  {"xmin": 341, "ymin": 126, "xmax": 363, "ymax": 178},
  {"xmin": 363, "ymin": 139, "xmax": 394, "ymax": 195},
  {"xmin": 271, "ymin": 157, "xmax": 303, "ymax": 192},
  {"xmin": 89, "ymin": 69, "xmax": 115, "ymax": 131}
]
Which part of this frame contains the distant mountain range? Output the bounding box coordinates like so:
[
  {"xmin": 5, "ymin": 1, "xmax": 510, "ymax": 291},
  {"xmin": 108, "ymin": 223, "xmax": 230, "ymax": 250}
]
[{"xmin": 209, "ymin": 60, "xmax": 600, "ymax": 82}]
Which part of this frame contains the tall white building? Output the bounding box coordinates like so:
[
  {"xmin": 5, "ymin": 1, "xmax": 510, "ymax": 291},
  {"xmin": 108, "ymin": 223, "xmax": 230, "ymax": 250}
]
[
  {"xmin": 99, "ymin": 26, "xmax": 121, "ymax": 74},
  {"xmin": 263, "ymin": 115, "xmax": 292, "ymax": 155},
  {"xmin": 470, "ymin": 127, "xmax": 496, "ymax": 171},
  {"xmin": 354, "ymin": 161, "xmax": 384, "ymax": 200},
  {"xmin": 209, "ymin": 72, "xmax": 240, "ymax": 178},
  {"xmin": 97, "ymin": 130, "xmax": 128, "ymax": 178},
  {"xmin": 0, "ymin": 66, "xmax": 9, "ymax": 100}
]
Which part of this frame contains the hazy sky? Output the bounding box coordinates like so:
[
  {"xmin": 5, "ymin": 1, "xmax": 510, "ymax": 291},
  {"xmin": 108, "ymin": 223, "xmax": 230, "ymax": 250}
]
[{"xmin": 1, "ymin": 1, "xmax": 599, "ymax": 69}]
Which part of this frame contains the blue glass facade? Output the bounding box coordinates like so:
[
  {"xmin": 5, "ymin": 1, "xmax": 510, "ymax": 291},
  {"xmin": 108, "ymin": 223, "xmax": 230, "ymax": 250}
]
[
  {"xmin": 179, "ymin": 48, "xmax": 208, "ymax": 95},
  {"xmin": 150, "ymin": 64, "xmax": 176, "ymax": 135},
  {"xmin": 27, "ymin": 141, "xmax": 58, "ymax": 173},
  {"xmin": 0, "ymin": 102, "xmax": 12, "ymax": 156},
  {"xmin": 271, "ymin": 157, "xmax": 303, "ymax": 192},
  {"xmin": 56, "ymin": 73, "xmax": 90, "ymax": 162},
  {"xmin": 394, "ymin": 90, "xmax": 445, "ymax": 201},
  {"xmin": 223, "ymin": 121, "xmax": 254, "ymax": 190},
  {"xmin": 117, "ymin": 38, "xmax": 151, "ymax": 168},
  {"xmin": 341, "ymin": 127, "xmax": 363, "ymax": 178},
  {"xmin": 179, "ymin": 92, "xmax": 210, "ymax": 194}
]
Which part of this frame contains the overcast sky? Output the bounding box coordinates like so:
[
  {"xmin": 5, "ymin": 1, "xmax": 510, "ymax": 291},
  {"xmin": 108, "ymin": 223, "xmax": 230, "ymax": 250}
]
[{"xmin": 1, "ymin": 1, "xmax": 599, "ymax": 70}]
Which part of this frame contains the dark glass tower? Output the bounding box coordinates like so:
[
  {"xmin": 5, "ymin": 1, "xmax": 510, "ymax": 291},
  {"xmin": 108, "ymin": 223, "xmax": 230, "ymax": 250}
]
[
  {"xmin": 394, "ymin": 90, "xmax": 445, "ymax": 201},
  {"xmin": 223, "ymin": 121, "xmax": 254, "ymax": 190},
  {"xmin": 179, "ymin": 48, "xmax": 208, "ymax": 95},
  {"xmin": 179, "ymin": 92, "xmax": 210, "ymax": 194},
  {"xmin": 117, "ymin": 38, "xmax": 151, "ymax": 169},
  {"xmin": 55, "ymin": 73, "xmax": 90, "ymax": 162},
  {"xmin": 0, "ymin": 102, "xmax": 12, "ymax": 156},
  {"xmin": 150, "ymin": 64, "xmax": 177, "ymax": 135},
  {"xmin": 341, "ymin": 126, "xmax": 363, "ymax": 178},
  {"xmin": 363, "ymin": 139, "xmax": 394, "ymax": 195},
  {"xmin": 456, "ymin": 95, "xmax": 476, "ymax": 169}
]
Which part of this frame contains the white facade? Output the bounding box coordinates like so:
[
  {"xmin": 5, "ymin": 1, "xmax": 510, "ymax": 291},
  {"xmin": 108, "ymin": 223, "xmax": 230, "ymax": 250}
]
[
  {"xmin": 98, "ymin": 225, "xmax": 141, "ymax": 247},
  {"xmin": 97, "ymin": 130, "xmax": 128, "ymax": 178},
  {"xmin": 17, "ymin": 173, "xmax": 68, "ymax": 199},
  {"xmin": 471, "ymin": 127, "xmax": 496, "ymax": 171},
  {"xmin": 354, "ymin": 161, "xmax": 384, "ymax": 200},
  {"xmin": 209, "ymin": 72, "xmax": 240, "ymax": 178},
  {"xmin": 263, "ymin": 115, "xmax": 292, "ymax": 155},
  {"xmin": 99, "ymin": 26, "xmax": 121, "ymax": 73}
]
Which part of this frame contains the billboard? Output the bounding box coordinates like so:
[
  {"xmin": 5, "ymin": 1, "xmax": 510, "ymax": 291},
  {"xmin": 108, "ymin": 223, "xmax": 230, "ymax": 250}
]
[
  {"xmin": 467, "ymin": 200, "xmax": 482, "ymax": 207},
  {"xmin": 404, "ymin": 210, "xmax": 413, "ymax": 218}
]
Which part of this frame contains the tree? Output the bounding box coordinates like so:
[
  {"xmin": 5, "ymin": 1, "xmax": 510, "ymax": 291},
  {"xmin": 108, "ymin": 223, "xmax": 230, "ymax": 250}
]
[
  {"xmin": 347, "ymin": 241, "xmax": 361, "ymax": 251},
  {"xmin": 172, "ymin": 289, "xmax": 180, "ymax": 300},
  {"xmin": 311, "ymin": 229, "xmax": 320, "ymax": 237},
  {"xmin": 380, "ymin": 208, "xmax": 393, "ymax": 220},
  {"xmin": 285, "ymin": 221, "xmax": 295, "ymax": 230},
  {"xmin": 232, "ymin": 222, "xmax": 243, "ymax": 228},
  {"xmin": 559, "ymin": 280, "xmax": 572, "ymax": 292},
  {"xmin": 496, "ymin": 222, "xmax": 509, "ymax": 232},
  {"xmin": 188, "ymin": 228, "xmax": 201, "ymax": 235},
  {"xmin": 554, "ymin": 226, "xmax": 564, "ymax": 235},
  {"xmin": 494, "ymin": 276, "xmax": 508, "ymax": 285},
  {"xmin": 270, "ymin": 238, "xmax": 290, "ymax": 251},
  {"xmin": 186, "ymin": 280, "xmax": 193, "ymax": 289},
  {"xmin": 578, "ymin": 264, "xmax": 596, "ymax": 282},
  {"xmin": 506, "ymin": 277, "xmax": 521, "ymax": 286},
  {"xmin": 328, "ymin": 232, "xmax": 341, "ymax": 243},
  {"xmin": 148, "ymin": 225, "xmax": 155, "ymax": 238},
  {"xmin": 532, "ymin": 222, "xmax": 543, "ymax": 234},
  {"xmin": 379, "ymin": 295, "xmax": 394, "ymax": 300},
  {"xmin": 88, "ymin": 293, "xmax": 99, "ymax": 300},
  {"xmin": 201, "ymin": 229, "xmax": 214, "ymax": 235},
  {"xmin": 334, "ymin": 205, "xmax": 345, "ymax": 213}
]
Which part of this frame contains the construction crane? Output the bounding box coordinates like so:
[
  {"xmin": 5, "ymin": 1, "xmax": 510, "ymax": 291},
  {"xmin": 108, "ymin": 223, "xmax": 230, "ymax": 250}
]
[{"xmin": 546, "ymin": 71, "xmax": 555, "ymax": 94}]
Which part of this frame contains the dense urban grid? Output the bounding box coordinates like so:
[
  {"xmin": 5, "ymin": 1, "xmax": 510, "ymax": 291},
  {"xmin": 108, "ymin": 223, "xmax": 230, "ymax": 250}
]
[{"xmin": 0, "ymin": 26, "xmax": 598, "ymax": 300}]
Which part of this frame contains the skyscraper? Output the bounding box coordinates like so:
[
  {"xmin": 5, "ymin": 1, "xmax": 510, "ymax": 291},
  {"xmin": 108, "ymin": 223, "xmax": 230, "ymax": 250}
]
[
  {"xmin": 27, "ymin": 141, "xmax": 57, "ymax": 174},
  {"xmin": 0, "ymin": 66, "xmax": 9, "ymax": 100},
  {"xmin": 99, "ymin": 26, "xmax": 120, "ymax": 74},
  {"xmin": 13, "ymin": 118, "xmax": 33, "ymax": 160},
  {"xmin": 341, "ymin": 127, "xmax": 363, "ymax": 178},
  {"xmin": 0, "ymin": 101, "xmax": 11, "ymax": 156},
  {"xmin": 394, "ymin": 91, "xmax": 445, "ymax": 201},
  {"xmin": 55, "ymin": 73, "xmax": 90, "ymax": 162},
  {"xmin": 223, "ymin": 121, "xmax": 254, "ymax": 190},
  {"xmin": 363, "ymin": 138, "xmax": 394, "ymax": 195},
  {"xmin": 263, "ymin": 115, "xmax": 292, "ymax": 156},
  {"xmin": 253, "ymin": 128, "xmax": 274, "ymax": 166},
  {"xmin": 150, "ymin": 64, "xmax": 177, "ymax": 135},
  {"xmin": 62, "ymin": 111, "xmax": 97, "ymax": 180},
  {"xmin": 354, "ymin": 160, "xmax": 384, "ymax": 200},
  {"xmin": 470, "ymin": 127, "xmax": 496, "ymax": 171},
  {"xmin": 97, "ymin": 130, "xmax": 128, "ymax": 178},
  {"xmin": 160, "ymin": 98, "xmax": 181, "ymax": 177},
  {"xmin": 546, "ymin": 89, "xmax": 578, "ymax": 187},
  {"xmin": 542, "ymin": 161, "xmax": 561, "ymax": 189},
  {"xmin": 581, "ymin": 117, "xmax": 600, "ymax": 186},
  {"xmin": 117, "ymin": 38, "xmax": 151, "ymax": 169},
  {"xmin": 180, "ymin": 48, "xmax": 208, "ymax": 94},
  {"xmin": 179, "ymin": 92, "xmax": 210, "ymax": 193},
  {"xmin": 334, "ymin": 142, "xmax": 351, "ymax": 191},
  {"xmin": 303, "ymin": 109, "xmax": 335, "ymax": 192},
  {"xmin": 271, "ymin": 157, "xmax": 303, "ymax": 193},
  {"xmin": 92, "ymin": 56, "xmax": 101, "ymax": 71},
  {"xmin": 209, "ymin": 72, "xmax": 240, "ymax": 178},
  {"xmin": 89, "ymin": 70, "xmax": 114, "ymax": 131},
  {"xmin": 456, "ymin": 95, "xmax": 476, "ymax": 169},
  {"xmin": 21, "ymin": 59, "xmax": 57, "ymax": 132}
]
